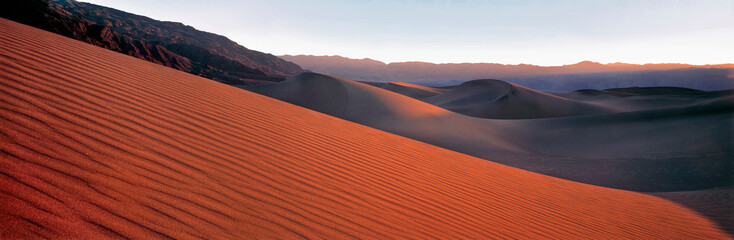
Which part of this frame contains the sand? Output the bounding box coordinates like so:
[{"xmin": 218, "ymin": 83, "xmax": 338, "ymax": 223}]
[
  {"xmin": 246, "ymin": 71, "xmax": 733, "ymax": 191},
  {"xmin": 0, "ymin": 18, "xmax": 730, "ymax": 238}
]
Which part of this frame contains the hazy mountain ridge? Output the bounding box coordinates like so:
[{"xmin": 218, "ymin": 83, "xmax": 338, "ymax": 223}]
[{"xmin": 282, "ymin": 55, "xmax": 734, "ymax": 91}]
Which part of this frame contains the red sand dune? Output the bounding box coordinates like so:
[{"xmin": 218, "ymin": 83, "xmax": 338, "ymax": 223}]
[{"xmin": 0, "ymin": 18, "xmax": 729, "ymax": 239}]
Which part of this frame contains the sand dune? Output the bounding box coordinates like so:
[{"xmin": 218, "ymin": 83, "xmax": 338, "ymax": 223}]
[
  {"xmin": 247, "ymin": 72, "xmax": 733, "ymax": 193},
  {"xmin": 247, "ymin": 72, "xmax": 733, "ymax": 235},
  {"xmin": 1, "ymin": 18, "xmax": 729, "ymax": 238},
  {"xmin": 244, "ymin": 72, "xmax": 450, "ymax": 120},
  {"xmin": 422, "ymin": 79, "xmax": 613, "ymax": 119},
  {"xmin": 244, "ymin": 72, "xmax": 525, "ymax": 156}
]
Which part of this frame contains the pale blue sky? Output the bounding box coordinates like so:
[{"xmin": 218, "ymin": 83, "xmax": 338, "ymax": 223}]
[{"xmin": 82, "ymin": 0, "xmax": 734, "ymax": 66}]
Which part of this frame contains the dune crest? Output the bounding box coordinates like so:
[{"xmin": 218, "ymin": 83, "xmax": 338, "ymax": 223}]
[
  {"xmin": 0, "ymin": 18, "xmax": 729, "ymax": 239},
  {"xmin": 245, "ymin": 72, "xmax": 451, "ymax": 120},
  {"xmin": 380, "ymin": 82, "xmax": 447, "ymax": 99}
]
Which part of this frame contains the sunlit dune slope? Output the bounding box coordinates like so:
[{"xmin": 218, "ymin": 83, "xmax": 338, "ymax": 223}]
[
  {"xmin": 0, "ymin": 18, "xmax": 729, "ymax": 239},
  {"xmin": 380, "ymin": 82, "xmax": 447, "ymax": 99}
]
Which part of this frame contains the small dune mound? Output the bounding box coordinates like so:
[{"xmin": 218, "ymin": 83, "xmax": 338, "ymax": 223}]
[
  {"xmin": 604, "ymin": 86, "xmax": 707, "ymax": 95},
  {"xmin": 244, "ymin": 72, "xmax": 352, "ymax": 116},
  {"xmin": 560, "ymin": 89, "xmax": 633, "ymax": 98},
  {"xmin": 425, "ymin": 79, "xmax": 613, "ymax": 119},
  {"xmin": 559, "ymin": 87, "xmax": 734, "ymax": 112},
  {"xmin": 561, "ymin": 87, "xmax": 708, "ymax": 100}
]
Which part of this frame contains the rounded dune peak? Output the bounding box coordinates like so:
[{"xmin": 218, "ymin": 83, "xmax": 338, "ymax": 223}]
[
  {"xmin": 289, "ymin": 70, "xmax": 333, "ymax": 80},
  {"xmin": 452, "ymin": 78, "xmax": 513, "ymax": 96},
  {"xmin": 425, "ymin": 78, "xmax": 613, "ymax": 119},
  {"xmin": 458, "ymin": 78, "xmax": 509, "ymax": 86},
  {"xmin": 246, "ymin": 71, "xmax": 451, "ymax": 121}
]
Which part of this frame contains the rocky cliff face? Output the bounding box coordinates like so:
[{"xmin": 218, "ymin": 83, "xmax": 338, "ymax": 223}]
[
  {"xmin": 1, "ymin": 0, "xmax": 301, "ymax": 85},
  {"xmin": 52, "ymin": 0, "xmax": 303, "ymax": 77}
]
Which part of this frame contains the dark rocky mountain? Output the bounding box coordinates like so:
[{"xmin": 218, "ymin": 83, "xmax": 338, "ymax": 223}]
[
  {"xmin": 52, "ymin": 0, "xmax": 302, "ymax": 77},
  {"xmin": 1, "ymin": 0, "xmax": 302, "ymax": 85},
  {"xmin": 282, "ymin": 55, "xmax": 734, "ymax": 91},
  {"xmin": 1, "ymin": 0, "xmax": 191, "ymax": 70}
]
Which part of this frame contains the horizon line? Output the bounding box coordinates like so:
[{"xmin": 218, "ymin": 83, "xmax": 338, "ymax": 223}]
[{"xmin": 278, "ymin": 54, "xmax": 734, "ymax": 68}]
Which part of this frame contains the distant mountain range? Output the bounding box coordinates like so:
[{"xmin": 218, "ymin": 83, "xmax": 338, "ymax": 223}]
[
  {"xmin": 2, "ymin": 0, "xmax": 731, "ymax": 90},
  {"xmin": 281, "ymin": 55, "xmax": 734, "ymax": 91},
  {"xmin": 1, "ymin": 0, "xmax": 302, "ymax": 84}
]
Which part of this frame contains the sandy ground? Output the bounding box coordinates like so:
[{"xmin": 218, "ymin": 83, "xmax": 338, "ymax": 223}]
[{"xmin": 0, "ymin": 18, "xmax": 730, "ymax": 239}]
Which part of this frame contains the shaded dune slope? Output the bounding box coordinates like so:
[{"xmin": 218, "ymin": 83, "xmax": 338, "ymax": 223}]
[
  {"xmin": 422, "ymin": 79, "xmax": 613, "ymax": 119},
  {"xmin": 654, "ymin": 188, "xmax": 734, "ymax": 236},
  {"xmin": 1, "ymin": 19, "xmax": 729, "ymax": 239},
  {"xmin": 501, "ymin": 100, "xmax": 733, "ymax": 192}
]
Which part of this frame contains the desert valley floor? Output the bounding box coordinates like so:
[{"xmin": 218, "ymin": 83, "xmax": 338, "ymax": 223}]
[{"xmin": 0, "ymin": 17, "xmax": 732, "ymax": 239}]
